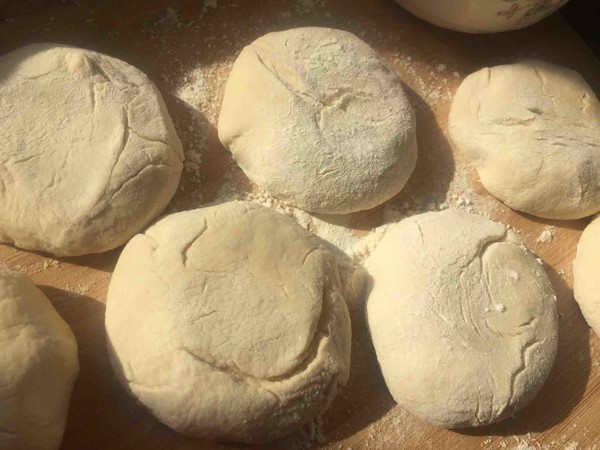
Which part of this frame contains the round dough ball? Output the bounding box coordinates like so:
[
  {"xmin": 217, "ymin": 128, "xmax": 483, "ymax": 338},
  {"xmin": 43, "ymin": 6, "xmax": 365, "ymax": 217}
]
[
  {"xmin": 105, "ymin": 201, "xmax": 351, "ymax": 443},
  {"xmin": 218, "ymin": 27, "xmax": 417, "ymax": 214},
  {"xmin": 0, "ymin": 44, "xmax": 184, "ymax": 256},
  {"xmin": 574, "ymin": 215, "xmax": 600, "ymax": 334},
  {"xmin": 449, "ymin": 59, "xmax": 600, "ymax": 220},
  {"xmin": 365, "ymin": 210, "xmax": 558, "ymax": 428},
  {"xmin": 0, "ymin": 271, "xmax": 79, "ymax": 450}
]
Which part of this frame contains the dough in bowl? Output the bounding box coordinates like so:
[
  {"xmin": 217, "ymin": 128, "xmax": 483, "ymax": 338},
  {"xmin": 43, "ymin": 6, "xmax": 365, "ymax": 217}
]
[
  {"xmin": 218, "ymin": 27, "xmax": 417, "ymax": 214},
  {"xmin": 0, "ymin": 271, "xmax": 79, "ymax": 450},
  {"xmin": 105, "ymin": 201, "xmax": 351, "ymax": 443},
  {"xmin": 449, "ymin": 59, "xmax": 600, "ymax": 220},
  {"xmin": 366, "ymin": 210, "xmax": 558, "ymax": 428},
  {"xmin": 0, "ymin": 43, "xmax": 184, "ymax": 256},
  {"xmin": 574, "ymin": 215, "xmax": 600, "ymax": 335}
]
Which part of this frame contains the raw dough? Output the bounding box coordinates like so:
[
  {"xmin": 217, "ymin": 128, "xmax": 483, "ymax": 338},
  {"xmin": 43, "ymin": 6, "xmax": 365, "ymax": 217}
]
[
  {"xmin": 0, "ymin": 44, "xmax": 184, "ymax": 256},
  {"xmin": 218, "ymin": 27, "xmax": 417, "ymax": 214},
  {"xmin": 105, "ymin": 201, "xmax": 351, "ymax": 443},
  {"xmin": 0, "ymin": 271, "xmax": 79, "ymax": 450},
  {"xmin": 574, "ymin": 215, "xmax": 600, "ymax": 334},
  {"xmin": 365, "ymin": 210, "xmax": 558, "ymax": 428},
  {"xmin": 449, "ymin": 59, "xmax": 600, "ymax": 220}
]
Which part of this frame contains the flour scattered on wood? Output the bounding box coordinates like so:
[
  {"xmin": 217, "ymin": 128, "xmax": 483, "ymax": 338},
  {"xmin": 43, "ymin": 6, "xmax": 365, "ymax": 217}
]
[
  {"xmin": 391, "ymin": 53, "xmax": 453, "ymax": 107},
  {"xmin": 537, "ymin": 226, "xmax": 556, "ymax": 243},
  {"xmin": 203, "ymin": 0, "xmax": 218, "ymax": 12},
  {"xmin": 63, "ymin": 283, "xmax": 91, "ymax": 298},
  {"xmin": 42, "ymin": 258, "xmax": 61, "ymax": 270}
]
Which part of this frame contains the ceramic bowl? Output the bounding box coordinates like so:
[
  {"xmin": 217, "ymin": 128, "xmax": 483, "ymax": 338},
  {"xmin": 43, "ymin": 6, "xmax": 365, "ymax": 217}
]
[{"xmin": 394, "ymin": 0, "xmax": 570, "ymax": 33}]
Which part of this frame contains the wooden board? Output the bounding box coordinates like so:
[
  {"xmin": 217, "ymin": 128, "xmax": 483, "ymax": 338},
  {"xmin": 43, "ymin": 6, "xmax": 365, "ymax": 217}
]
[{"xmin": 1, "ymin": 1, "xmax": 600, "ymax": 448}]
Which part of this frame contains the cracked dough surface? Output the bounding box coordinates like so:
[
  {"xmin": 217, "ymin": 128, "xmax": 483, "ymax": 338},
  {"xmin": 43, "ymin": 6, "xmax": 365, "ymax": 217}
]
[
  {"xmin": 105, "ymin": 201, "xmax": 351, "ymax": 443},
  {"xmin": 365, "ymin": 210, "xmax": 558, "ymax": 428},
  {"xmin": 0, "ymin": 44, "xmax": 184, "ymax": 256},
  {"xmin": 574, "ymin": 215, "xmax": 600, "ymax": 335},
  {"xmin": 218, "ymin": 27, "xmax": 417, "ymax": 214},
  {"xmin": 0, "ymin": 271, "xmax": 78, "ymax": 450},
  {"xmin": 449, "ymin": 59, "xmax": 600, "ymax": 220}
]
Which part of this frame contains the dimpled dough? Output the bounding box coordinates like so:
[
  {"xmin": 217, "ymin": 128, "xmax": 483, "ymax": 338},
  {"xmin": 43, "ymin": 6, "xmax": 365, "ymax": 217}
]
[
  {"xmin": 366, "ymin": 210, "xmax": 558, "ymax": 428},
  {"xmin": 218, "ymin": 27, "xmax": 417, "ymax": 214},
  {"xmin": 574, "ymin": 215, "xmax": 600, "ymax": 335},
  {"xmin": 0, "ymin": 44, "xmax": 184, "ymax": 256},
  {"xmin": 449, "ymin": 60, "xmax": 600, "ymax": 220},
  {"xmin": 105, "ymin": 201, "xmax": 351, "ymax": 443},
  {"xmin": 0, "ymin": 271, "xmax": 78, "ymax": 450}
]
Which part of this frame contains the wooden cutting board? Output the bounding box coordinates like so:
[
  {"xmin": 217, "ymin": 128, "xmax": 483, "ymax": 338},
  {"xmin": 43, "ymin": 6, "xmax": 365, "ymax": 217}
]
[{"xmin": 1, "ymin": 1, "xmax": 600, "ymax": 448}]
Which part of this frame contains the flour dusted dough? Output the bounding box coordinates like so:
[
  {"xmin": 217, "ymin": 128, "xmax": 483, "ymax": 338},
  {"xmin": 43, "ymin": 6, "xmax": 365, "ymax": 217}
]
[
  {"xmin": 449, "ymin": 60, "xmax": 600, "ymax": 220},
  {"xmin": 574, "ymin": 215, "xmax": 600, "ymax": 335},
  {"xmin": 366, "ymin": 210, "xmax": 558, "ymax": 428},
  {"xmin": 0, "ymin": 44, "xmax": 184, "ymax": 256},
  {"xmin": 105, "ymin": 201, "xmax": 351, "ymax": 443},
  {"xmin": 218, "ymin": 27, "xmax": 417, "ymax": 214},
  {"xmin": 0, "ymin": 271, "xmax": 79, "ymax": 450}
]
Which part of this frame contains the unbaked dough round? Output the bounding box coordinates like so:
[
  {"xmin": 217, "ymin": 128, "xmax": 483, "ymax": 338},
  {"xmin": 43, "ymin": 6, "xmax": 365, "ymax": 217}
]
[
  {"xmin": 0, "ymin": 271, "xmax": 79, "ymax": 450},
  {"xmin": 0, "ymin": 43, "xmax": 184, "ymax": 256},
  {"xmin": 574, "ymin": 215, "xmax": 600, "ymax": 334},
  {"xmin": 218, "ymin": 27, "xmax": 417, "ymax": 214},
  {"xmin": 449, "ymin": 59, "xmax": 600, "ymax": 220},
  {"xmin": 365, "ymin": 210, "xmax": 558, "ymax": 428},
  {"xmin": 105, "ymin": 201, "xmax": 351, "ymax": 443}
]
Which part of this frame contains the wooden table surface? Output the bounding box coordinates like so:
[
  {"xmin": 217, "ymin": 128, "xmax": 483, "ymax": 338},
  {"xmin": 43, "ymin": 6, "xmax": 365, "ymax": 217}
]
[{"xmin": 1, "ymin": 1, "xmax": 600, "ymax": 449}]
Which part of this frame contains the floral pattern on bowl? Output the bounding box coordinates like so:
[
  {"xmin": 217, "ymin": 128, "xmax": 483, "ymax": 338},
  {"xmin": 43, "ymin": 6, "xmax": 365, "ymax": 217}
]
[
  {"xmin": 394, "ymin": 0, "xmax": 571, "ymax": 33},
  {"xmin": 497, "ymin": 0, "xmax": 570, "ymax": 22}
]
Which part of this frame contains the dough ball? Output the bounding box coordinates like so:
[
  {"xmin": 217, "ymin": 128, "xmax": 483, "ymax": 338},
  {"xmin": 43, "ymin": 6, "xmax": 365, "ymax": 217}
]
[
  {"xmin": 365, "ymin": 210, "xmax": 558, "ymax": 428},
  {"xmin": 0, "ymin": 271, "xmax": 79, "ymax": 450},
  {"xmin": 574, "ymin": 215, "xmax": 600, "ymax": 334},
  {"xmin": 218, "ymin": 27, "xmax": 417, "ymax": 214},
  {"xmin": 449, "ymin": 60, "xmax": 600, "ymax": 220},
  {"xmin": 0, "ymin": 44, "xmax": 184, "ymax": 256},
  {"xmin": 105, "ymin": 201, "xmax": 351, "ymax": 443}
]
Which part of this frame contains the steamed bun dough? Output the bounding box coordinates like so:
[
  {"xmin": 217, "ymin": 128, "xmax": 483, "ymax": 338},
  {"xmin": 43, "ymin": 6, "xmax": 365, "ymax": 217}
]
[
  {"xmin": 0, "ymin": 44, "xmax": 184, "ymax": 256},
  {"xmin": 218, "ymin": 27, "xmax": 417, "ymax": 214},
  {"xmin": 0, "ymin": 271, "xmax": 78, "ymax": 450},
  {"xmin": 366, "ymin": 210, "xmax": 558, "ymax": 428},
  {"xmin": 449, "ymin": 59, "xmax": 600, "ymax": 220},
  {"xmin": 105, "ymin": 201, "xmax": 351, "ymax": 443},
  {"xmin": 574, "ymin": 215, "xmax": 600, "ymax": 334}
]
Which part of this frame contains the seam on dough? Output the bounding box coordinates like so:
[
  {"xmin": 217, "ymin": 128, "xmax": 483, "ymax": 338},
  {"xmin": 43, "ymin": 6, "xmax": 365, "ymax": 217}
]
[
  {"xmin": 533, "ymin": 67, "xmax": 557, "ymax": 108},
  {"xmin": 507, "ymin": 338, "xmax": 543, "ymax": 406},
  {"xmin": 180, "ymin": 219, "xmax": 208, "ymax": 267},
  {"xmin": 252, "ymin": 49, "xmax": 318, "ymax": 107},
  {"xmin": 103, "ymin": 163, "xmax": 172, "ymax": 207}
]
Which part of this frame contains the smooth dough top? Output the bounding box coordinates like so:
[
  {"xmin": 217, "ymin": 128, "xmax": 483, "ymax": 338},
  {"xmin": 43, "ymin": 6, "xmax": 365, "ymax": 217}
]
[
  {"xmin": 218, "ymin": 27, "xmax": 417, "ymax": 214},
  {"xmin": 105, "ymin": 201, "xmax": 351, "ymax": 443},
  {"xmin": 449, "ymin": 59, "xmax": 600, "ymax": 220},
  {"xmin": 0, "ymin": 271, "xmax": 79, "ymax": 450},
  {"xmin": 366, "ymin": 210, "xmax": 558, "ymax": 428},
  {"xmin": 0, "ymin": 44, "xmax": 184, "ymax": 256},
  {"xmin": 574, "ymin": 215, "xmax": 600, "ymax": 334}
]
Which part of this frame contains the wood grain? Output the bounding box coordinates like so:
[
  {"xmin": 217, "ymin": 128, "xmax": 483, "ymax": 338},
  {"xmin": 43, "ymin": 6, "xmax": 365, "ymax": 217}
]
[{"xmin": 1, "ymin": 1, "xmax": 599, "ymax": 448}]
